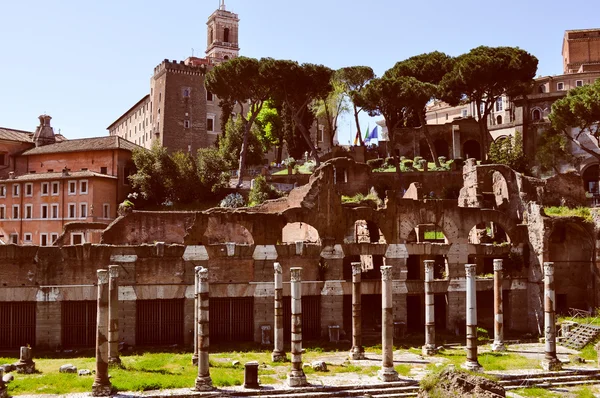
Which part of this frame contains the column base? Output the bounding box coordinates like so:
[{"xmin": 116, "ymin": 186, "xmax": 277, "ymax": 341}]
[
  {"xmin": 272, "ymin": 351, "xmax": 286, "ymax": 362},
  {"xmin": 193, "ymin": 375, "xmax": 213, "ymax": 391},
  {"xmin": 15, "ymin": 361, "xmax": 36, "ymax": 374},
  {"xmin": 108, "ymin": 357, "xmax": 122, "ymax": 367},
  {"xmin": 461, "ymin": 360, "xmax": 483, "ymax": 372},
  {"xmin": 349, "ymin": 346, "xmax": 366, "ymax": 360},
  {"xmin": 491, "ymin": 342, "xmax": 507, "ymax": 352},
  {"xmin": 378, "ymin": 367, "xmax": 399, "ymax": 382},
  {"xmin": 287, "ymin": 369, "xmax": 308, "ymax": 387},
  {"xmin": 191, "ymin": 354, "xmax": 198, "ymax": 366},
  {"xmin": 541, "ymin": 358, "xmax": 562, "ymax": 371},
  {"xmin": 422, "ymin": 345, "xmax": 438, "ymax": 356},
  {"xmin": 91, "ymin": 383, "xmax": 112, "ymax": 397}
]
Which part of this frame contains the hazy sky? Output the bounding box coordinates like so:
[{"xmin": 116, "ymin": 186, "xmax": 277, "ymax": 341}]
[{"xmin": 2, "ymin": 0, "xmax": 599, "ymax": 145}]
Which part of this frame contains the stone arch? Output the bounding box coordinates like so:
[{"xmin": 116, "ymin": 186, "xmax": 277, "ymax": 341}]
[
  {"xmin": 203, "ymin": 218, "xmax": 254, "ymax": 245},
  {"xmin": 463, "ymin": 140, "xmax": 481, "ymax": 160},
  {"xmin": 282, "ymin": 222, "xmax": 320, "ymax": 244},
  {"xmin": 581, "ymin": 163, "xmax": 599, "ymax": 193},
  {"xmin": 461, "ymin": 209, "xmax": 522, "ymax": 244},
  {"xmin": 397, "ymin": 206, "xmax": 461, "ymax": 243},
  {"xmin": 344, "ymin": 219, "xmax": 386, "ymax": 244},
  {"xmin": 532, "ymin": 108, "xmax": 542, "ymax": 122},
  {"xmin": 468, "ymin": 222, "xmax": 510, "ymax": 244},
  {"xmin": 434, "ymin": 139, "xmax": 449, "ymax": 159}
]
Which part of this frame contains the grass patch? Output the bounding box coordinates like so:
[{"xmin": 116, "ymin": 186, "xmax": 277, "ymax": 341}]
[
  {"xmin": 575, "ymin": 386, "xmax": 596, "ymax": 398},
  {"xmin": 513, "ymin": 387, "xmax": 561, "ymax": 397},
  {"xmin": 544, "ymin": 206, "xmax": 593, "ymax": 222},
  {"xmin": 394, "ymin": 364, "xmax": 411, "ymax": 376},
  {"xmin": 272, "ymin": 164, "xmax": 313, "ymax": 175},
  {"xmin": 341, "ymin": 192, "xmax": 381, "ymax": 207},
  {"xmin": 424, "ymin": 230, "xmax": 445, "ymax": 240},
  {"xmin": 478, "ymin": 352, "xmax": 539, "ymax": 371}
]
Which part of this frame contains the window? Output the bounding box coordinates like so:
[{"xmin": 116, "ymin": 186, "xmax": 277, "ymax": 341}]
[
  {"xmin": 539, "ymin": 85, "xmax": 546, "ymax": 93},
  {"xmin": 40, "ymin": 233, "xmax": 48, "ymax": 247},
  {"xmin": 207, "ymin": 118, "xmax": 214, "ymax": 132},
  {"xmin": 80, "ymin": 180, "xmax": 88, "ymax": 194},
  {"xmin": 51, "ymin": 233, "xmax": 58, "ymax": 244},
  {"xmin": 224, "ymin": 27, "xmax": 230, "ymax": 43},
  {"xmin": 182, "ymin": 88, "xmax": 190, "ymax": 98},
  {"xmin": 80, "ymin": 203, "xmax": 88, "ymax": 219},
  {"xmin": 51, "ymin": 204, "xmax": 59, "ymax": 219},
  {"xmin": 317, "ymin": 126, "xmax": 324, "ymax": 143},
  {"xmin": 462, "ymin": 109, "xmax": 468, "ymax": 118},
  {"xmin": 41, "ymin": 182, "xmax": 49, "ymax": 196},
  {"xmin": 576, "ymin": 80, "xmax": 584, "ymax": 87},
  {"xmin": 0, "ymin": 206, "xmax": 5, "ymax": 219},
  {"xmin": 532, "ymin": 109, "xmax": 542, "ymax": 121},
  {"xmin": 479, "ymin": 102, "xmax": 485, "ymax": 115},
  {"xmin": 496, "ymin": 115, "xmax": 503, "ymax": 125},
  {"xmin": 184, "ymin": 120, "xmax": 190, "ymax": 129},
  {"xmin": 41, "ymin": 204, "xmax": 48, "ymax": 219},
  {"xmin": 12, "ymin": 184, "xmax": 20, "ymax": 197},
  {"xmin": 23, "ymin": 233, "xmax": 32, "ymax": 243},
  {"xmin": 206, "ymin": 91, "xmax": 214, "ymax": 101},
  {"xmin": 9, "ymin": 234, "xmax": 18, "ymax": 244},
  {"xmin": 557, "ymin": 82, "xmax": 565, "ymax": 91},
  {"xmin": 12, "ymin": 205, "xmax": 19, "ymax": 219},
  {"xmin": 103, "ymin": 204, "xmax": 110, "ymax": 219},
  {"xmin": 51, "ymin": 182, "xmax": 60, "ymax": 196},
  {"xmin": 0, "ymin": 185, "xmax": 5, "ymax": 197},
  {"xmin": 68, "ymin": 181, "xmax": 76, "ymax": 195},
  {"xmin": 24, "ymin": 204, "xmax": 32, "ymax": 219},
  {"xmin": 68, "ymin": 203, "xmax": 76, "ymax": 219},
  {"xmin": 100, "ymin": 167, "xmax": 107, "ymax": 174},
  {"xmin": 496, "ymin": 97, "xmax": 503, "ymax": 112},
  {"xmin": 25, "ymin": 183, "xmax": 33, "ymax": 197},
  {"xmin": 71, "ymin": 233, "xmax": 84, "ymax": 245},
  {"xmin": 123, "ymin": 167, "xmax": 131, "ymax": 186}
]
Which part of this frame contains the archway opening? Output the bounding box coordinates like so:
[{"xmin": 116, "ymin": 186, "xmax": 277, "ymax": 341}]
[
  {"xmin": 582, "ymin": 164, "xmax": 599, "ymax": 194},
  {"xmin": 203, "ymin": 218, "xmax": 254, "ymax": 245},
  {"xmin": 496, "ymin": 115, "xmax": 503, "ymax": 125},
  {"xmin": 463, "ymin": 140, "xmax": 481, "ymax": 160},
  {"xmin": 532, "ymin": 109, "xmax": 542, "ymax": 121},
  {"xmin": 406, "ymin": 224, "xmax": 448, "ymax": 244},
  {"xmin": 434, "ymin": 139, "xmax": 449, "ymax": 159},
  {"xmin": 345, "ymin": 220, "xmax": 386, "ymax": 244},
  {"xmin": 282, "ymin": 222, "xmax": 320, "ymax": 244},
  {"xmin": 468, "ymin": 222, "xmax": 510, "ymax": 245}
]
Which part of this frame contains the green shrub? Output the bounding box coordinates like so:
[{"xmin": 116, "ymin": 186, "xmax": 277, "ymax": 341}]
[
  {"xmin": 249, "ymin": 176, "xmax": 282, "ymax": 206},
  {"xmin": 366, "ymin": 158, "xmax": 385, "ymax": 169},
  {"xmin": 413, "ymin": 156, "xmax": 423, "ymax": 164},
  {"xmin": 219, "ymin": 193, "xmax": 246, "ymax": 208},
  {"xmin": 438, "ymin": 156, "xmax": 447, "ymax": 164},
  {"xmin": 282, "ymin": 157, "xmax": 296, "ymax": 168}
]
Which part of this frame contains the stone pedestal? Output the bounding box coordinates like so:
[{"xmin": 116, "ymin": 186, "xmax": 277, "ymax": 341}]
[
  {"xmin": 108, "ymin": 265, "xmax": 121, "ymax": 366},
  {"xmin": 92, "ymin": 270, "xmax": 112, "ymax": 397},
  {"xmin": 15, "ymin": 346, "xmax": 35, "ymax": 374},
  {"xmin": 287, "ymin": 267, "xmax": 308, "ymax": 387},
  {"xmin": 462, "ymin": 264, "xmax": 483, "ymax": 373},
  {"xmin": 272, "ymin": 263, "xmax": 286, "ymax": 362},
  {"xmin": 378, "ymin": 266, "xmax": 399, "ymax": 382},
  {"xmin": 349, "ymin": 262, "xmax": 365, "ymax": 360},
  {"xmin": 491, "ymin": 259, "xmax": 506, "ymax": 352},
  {"xmin": 541, "ymin": 262, "xmax": 562, "ymax": 372},
  {"xmin": 194, "ymin": 267, "xmax": 213, "ymax": 391},
  {"xmin": 244, "ymin": 361, "xmax": 260, "ymax": 389},
  {"xmin": 422, "ymin": 260, "xmax": 438, "ymax": 356}
]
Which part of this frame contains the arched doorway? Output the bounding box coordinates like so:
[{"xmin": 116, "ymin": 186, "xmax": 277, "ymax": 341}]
[
  {"xmin": 582, "ymin": 164, "xmax": 599, "ymax": 194},
  {"xmin": 463, "ymin": 140, "xmax": 481, "ymax": 160},
  {"xmin": 434, "ymin": 139, "xmax": 449, "ymax": 159}
]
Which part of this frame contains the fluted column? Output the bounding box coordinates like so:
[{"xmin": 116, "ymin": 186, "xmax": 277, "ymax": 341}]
[
  {"xmin": 92, "ymin": 270, "xmax": 112, "ymax": 396},
  {"xmin": 492, "ymin": 259, "xmax": 506, "ymax": 352},
  {"xmin": 287, "ymin": 267, "xmax": 308, "ymax": 387},
  {"xmin": 194, "ymin": 267, "xmax": 213, "ymax": 390},
  {"xmin": 192, "ymin": 266, "xmax": 200, "ymax": 365},
  {"xmin": 272, "ymin": 262, "xmax": 286, "ymax": 362},
  {"xmin": 108, "ymin": 265, "xmax": 121, "ymax": 366},
  {"xmin": 422, "ymin": 260, "xmax": 437, "ymax": 356},
  {"xmin": 541, "ymin": 262, "xmax": 562, "ymax": 371},
  {"xmin": 379, "ymin": 265, "xmax": 399, "ymax": 382},
  {"xmin": 462, "ymin": 264, "xmax": 482, "ymax": 372},
  {"xmin": 349, "ymin": 262, "xmax": 365, "ymax": 360}
]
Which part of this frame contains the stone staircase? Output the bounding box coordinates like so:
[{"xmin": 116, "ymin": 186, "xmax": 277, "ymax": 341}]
[
  {"xmin": 500, "ymin": 368, "xmax": 600, "ymax": 391},
  {"xmin": 561, "ymin": 323, "xmax": 600, "ymax": 350}
]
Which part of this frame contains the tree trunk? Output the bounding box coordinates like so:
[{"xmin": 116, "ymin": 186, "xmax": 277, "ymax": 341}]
[
  {"xmin": 276, "ymin": 145, "xmax": 283, "ymax": 164},
  {"xmin": 353, "ymin": 105, "xmax": 364, "ymax": 146},
  {"xmin": 235, "ymin": 105, "xmax": 262, "ymax": 188},
  {"xmin": 323, "ymin": 101, "xmax": 335, "ymax": 149},
  {"xmin": 419, "ymin": 113, "xmax": 440, "ymax": 168},
  {"xmin": 291, "ymin": 110, "xmax": 320, "ymax": 167}
]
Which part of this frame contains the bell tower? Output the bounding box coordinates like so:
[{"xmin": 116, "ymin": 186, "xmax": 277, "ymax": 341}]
[{"xmin": 206, "ymin": 1, "xmax": 240, "ymax": 62}]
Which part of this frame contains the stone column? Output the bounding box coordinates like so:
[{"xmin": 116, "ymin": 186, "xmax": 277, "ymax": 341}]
[
  {"xmin": 15, "ymin": 346, "xmax": 35, "ymax": 374},
  {"xmin": 542, "ymin": 262, "xmax": 562, "ymax": 371},
  {"xmin": 287, "ymin": 267, "xmax": 307, "ymax": 387},
  {"xmin": 92, "ymin": 270, "xmax": 112, "ymax": 397},
  {"xmin": 463, "ymin": 264, "xmax": 482, "ymax": 372},
  {"xmin": 108, "ymin": 265, "xmax": 121, "ymax": 366},
  {"xmin": 349, "ymin": 262, "xmax": 365, "ymax": 360},
  {"xmin": 194, "ymin": 267, "xmax": 213, "ymax": 391},
  {"xmin": 422, "ymin": 260, "xmax": 437, "ymax": 356},
  {"xmin": 379, "ymin": 266, "xmax": 399, "ymax": 382},
  {"xmin": 192, "ymin": 266, "xmax": 200, "ymax": 365},
  {"xmin": 272, "ymin": 262, "xmax": 286, "ymax": 362},
  {"xmin": 492, "ymin": 259, "xmax": 506, "ymax": 352}
]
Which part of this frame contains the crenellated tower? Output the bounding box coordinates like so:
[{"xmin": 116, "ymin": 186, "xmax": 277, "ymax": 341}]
[{"xmin": 206, "ymin": 0, "xmax": 240, "ymax": 62}]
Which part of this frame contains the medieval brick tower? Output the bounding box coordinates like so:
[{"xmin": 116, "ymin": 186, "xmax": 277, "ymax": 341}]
[{"xmin": 206, "ymin": 1, "xmax": 240, "ymax": 62}]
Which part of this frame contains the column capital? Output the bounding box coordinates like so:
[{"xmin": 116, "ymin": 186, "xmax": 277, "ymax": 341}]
[
  {"xmin": 380, "ymin": 266, "xmax": 393, "ymax": 281},
  {"xmin": 290, "ymin": 267, "xmax": 302, "ymax": 282},
  {"xmin": 424, "ymin": 260, "xmax": 435, "ymax": 273},
  {"xmin": 274, "ymin": 262, "xmax": 282, "ymax": 274},
  {"xmin": 493, "ymin": 259, "xmax": 503, "ymax": 272},
  {"xmin": 465, "ymin": 264, "xmax": 476, "ymax": 277},
  {"xmin": 97, "ymin": 269, "xmax": 109, "ymax": 284},
  {"xmin": 108, "ymin": 265, "xmax": 119, "ymax": 278},
  {"xmin": 351, "ymin": 262, "xmax": 362, "ymax": 276},
  {"xmin": 197, "ymin": 267, "xmax": 209, "ymax": 281},
  {"xmin": 544, "ymin": 262, "xmax": 554, "ymax": 276}
]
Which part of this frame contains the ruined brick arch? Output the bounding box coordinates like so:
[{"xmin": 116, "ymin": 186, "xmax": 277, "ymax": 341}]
[
  {"xmin": 461, "ymin": 209, "xmax": 523, "ymax": 244},
  {"xmin": 396, "ymin": 210, "xmax": 460, "ymax": 243},
  {"xmin": 281, "ymin": 222, "xmax": 320, "ymax": 244},
  {"xmin": 202, "ymin": 217, "xmax": 255, "ymax": 245},
  {"xmin": 341, "ymin": 208, "xmax": 390, "ymax": 245}
]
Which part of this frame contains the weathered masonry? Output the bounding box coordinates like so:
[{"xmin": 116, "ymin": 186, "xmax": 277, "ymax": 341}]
[{"xmin": 0, "ymin": 158, "xmax": 596, "ymax": 348}]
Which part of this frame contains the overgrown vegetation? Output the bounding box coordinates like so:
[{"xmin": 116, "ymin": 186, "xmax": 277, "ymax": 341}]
[
  {"xmin": 544, "ymin": 206, "xmax": 593, "ymax": 222},
  {"xmin": 248, "ymin": 175, "xmax": 283, "ymax": 206},
  {"xmin": 341, "ymin": 192, "xmax": 382, "ymax": 207},
  {"xmin": 488, "ymin": 131, "xmax": 528, "ymax": 173}
]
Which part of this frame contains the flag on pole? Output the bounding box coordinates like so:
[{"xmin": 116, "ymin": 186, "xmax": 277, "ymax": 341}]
[
  {"xmin": 366, "ymin": 126, "xmax": 378, "ymax": 142},
  {"xmin": 363, "ymin": 124, "xmax": 370, "ymax": 144}
]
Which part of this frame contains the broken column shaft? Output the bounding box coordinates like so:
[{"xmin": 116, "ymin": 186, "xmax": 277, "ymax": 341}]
[
  {"xmin": 463, "ymin": 264, "xmax": 482, "ymax": 372},
  {"xmin": 350, "ymin": 262, "xmax": 365, "ymax": 360},
  {"xmin": 423, "ymin": 260, "xmax": 437, "ymax": 356},
  {"xmin": 542, "ymin": 262, "xmax": 562, "ymax": 371},
  {"xmin": 272, "ymin": 262, "xmax": 286, "ymax": 362},
  {"xmin": 108, "ymin": 265, "xmax": 121, "ymax": 366},
  {"xmin": 379, "ymin": 265, "xmax": 398, "ymax": 381},
  {"xmin": 492, "ymin": 259, "xmax": 506, "ymax": 352},
  {"xmin": 287, "ymin": 267, "xmax": 307, "ymax": 387},
  {"xmin": 194, "ymin": 267, "xmax": 213, "ymax": 390},
  {"xmin": 92, "ymin": 269, "xmax": 112, "ymax": 396}
]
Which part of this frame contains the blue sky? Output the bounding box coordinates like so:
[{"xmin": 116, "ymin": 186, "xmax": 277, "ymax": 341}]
[{"xmin": 1, "ymin": 0, "xmax": 599, "ymax": 145}]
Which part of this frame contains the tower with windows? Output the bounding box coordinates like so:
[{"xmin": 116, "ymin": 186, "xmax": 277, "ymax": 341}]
[{"xmin": 206, "ymin": 1, "xmax": 240, "ymax": 62}]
